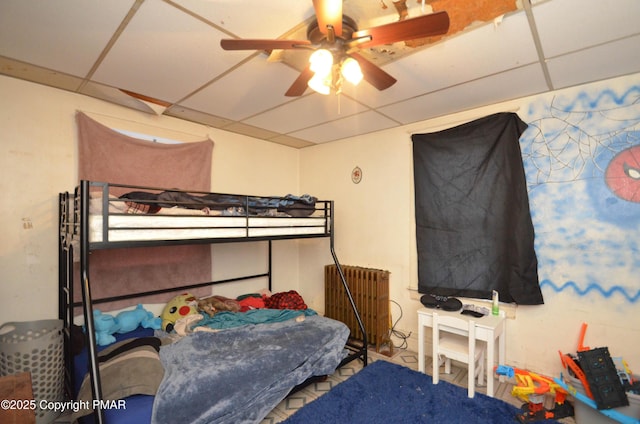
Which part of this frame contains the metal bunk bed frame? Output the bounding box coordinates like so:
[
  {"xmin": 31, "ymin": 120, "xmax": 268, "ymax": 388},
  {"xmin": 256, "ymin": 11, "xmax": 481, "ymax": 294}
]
[{"xmin": 58, "ymin": 180, "xmax": 367, "ymax": 423}]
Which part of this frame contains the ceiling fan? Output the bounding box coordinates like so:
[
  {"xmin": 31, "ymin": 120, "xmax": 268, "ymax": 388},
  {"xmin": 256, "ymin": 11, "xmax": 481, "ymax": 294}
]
[{"xmin": 220, "ymin": 0, "xmax": 449, "ymax": 96}]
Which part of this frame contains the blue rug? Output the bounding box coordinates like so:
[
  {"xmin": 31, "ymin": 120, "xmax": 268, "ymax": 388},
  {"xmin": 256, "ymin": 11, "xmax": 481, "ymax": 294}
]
[{"xmin": 283, "ymin": 360, "xmax": 560, "ymax": 424}]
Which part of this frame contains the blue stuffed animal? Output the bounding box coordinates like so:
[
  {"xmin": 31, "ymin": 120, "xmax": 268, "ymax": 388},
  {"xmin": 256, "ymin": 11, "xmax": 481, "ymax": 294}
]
[
  {"xmin": 115, "ymin": 304, "xmax": 161, "ymax": 333},
  {"xmin": 92, "ymin": 304, "xmax": 161, "ymax": 346},
  {"xmin": 93, "ymin": 309, "xmax": 119, "ymax": 346}
]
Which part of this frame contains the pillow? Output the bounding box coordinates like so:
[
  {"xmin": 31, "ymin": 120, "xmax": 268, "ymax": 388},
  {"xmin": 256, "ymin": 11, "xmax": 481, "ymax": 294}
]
[
  {"xmin": 123, "ymin": 201, "xmax": 162, "ymax": 214},
  {"xmin": 72, "ymin": 337, "xmax": 164, "ymax": 421},
  {"xmin": 89, "ymin": 193, "xmax": 129, "ymax": 214},
  {"xmin": 120, "ymin": 191, "xmax": 162, "ymax": 214}
]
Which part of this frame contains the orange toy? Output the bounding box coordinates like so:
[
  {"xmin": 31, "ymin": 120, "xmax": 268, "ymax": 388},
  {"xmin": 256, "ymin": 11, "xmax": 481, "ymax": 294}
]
[
  {"xmin": 495, "ymin": 365, "xmax": 573, "ymax": 422},
  {"xmin": 558, "ymin": 322, "xmax": 594, "ymax": 399}
]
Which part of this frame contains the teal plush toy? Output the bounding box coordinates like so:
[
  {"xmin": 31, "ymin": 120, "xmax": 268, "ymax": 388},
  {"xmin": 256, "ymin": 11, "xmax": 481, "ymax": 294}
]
[
  {"xmin": 115, "ymin": 304, "xmax": 162, "ymax": 333},
  {"xmin": 93, "ymin": 304, "xmax": 161, "ymax": 346},
  {"xmin": 93, "ymin": 309, "xmax": 119, "ymax": 346}
]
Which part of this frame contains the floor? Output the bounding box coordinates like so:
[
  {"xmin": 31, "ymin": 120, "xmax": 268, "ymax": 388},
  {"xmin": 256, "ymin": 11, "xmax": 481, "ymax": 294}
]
[
  {"xmin": 53, "ymin": 348, "xmax": 577, "ymax": 423},
  {"xmin": 262, "ymin": 348, "xmax": 577, "ymax": 423}
]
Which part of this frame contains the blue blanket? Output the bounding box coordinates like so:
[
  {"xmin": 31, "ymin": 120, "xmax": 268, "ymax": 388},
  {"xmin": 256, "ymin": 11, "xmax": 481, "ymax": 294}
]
[
  {"xmin": 193, "ymin": 308, "xmax": 317, "ymax": 330},
  {"xmin": 152, "ymin": 315, "xmax": 349, "ymax": 424}
]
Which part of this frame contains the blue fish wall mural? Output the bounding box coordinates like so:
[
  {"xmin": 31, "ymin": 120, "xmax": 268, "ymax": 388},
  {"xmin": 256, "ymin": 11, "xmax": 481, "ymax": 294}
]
[{"xmin": 520, "ymin": 84, "xmax": 640, "ymax": 303}]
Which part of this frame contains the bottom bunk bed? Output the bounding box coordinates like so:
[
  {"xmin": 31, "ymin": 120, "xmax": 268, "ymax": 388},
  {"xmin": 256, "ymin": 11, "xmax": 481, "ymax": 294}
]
[
  {"xmin": 59, "ymin": 181, "xmax": 367, "ymax": 424},
  {"xmin": 71, "ymin": 305, "xmax": 350, "ymax": 423}
]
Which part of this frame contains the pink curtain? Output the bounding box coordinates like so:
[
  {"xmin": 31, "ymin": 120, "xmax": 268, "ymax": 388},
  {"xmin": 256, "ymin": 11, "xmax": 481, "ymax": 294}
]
[{"xmin": 75, "ymin": 112, "xmax": 214, "ymax": 311}]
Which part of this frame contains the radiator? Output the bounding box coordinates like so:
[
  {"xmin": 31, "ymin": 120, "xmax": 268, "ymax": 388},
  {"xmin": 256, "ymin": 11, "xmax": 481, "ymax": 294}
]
[{"xmin": 324, "ymin": 264, "xmax": 392, "ymax": 355}]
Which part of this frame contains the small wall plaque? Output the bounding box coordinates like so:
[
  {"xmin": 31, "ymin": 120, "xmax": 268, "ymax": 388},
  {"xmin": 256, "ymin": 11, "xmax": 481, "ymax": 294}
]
[{"xmin": 351, "ymin": 166, "xmax": 362, "ymax": 184}]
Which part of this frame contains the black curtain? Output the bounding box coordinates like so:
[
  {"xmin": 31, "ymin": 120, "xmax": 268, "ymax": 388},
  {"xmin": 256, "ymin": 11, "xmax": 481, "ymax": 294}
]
[{"xmin": 412, "ymin": 112, "xmax": 543, "ymax": 305}]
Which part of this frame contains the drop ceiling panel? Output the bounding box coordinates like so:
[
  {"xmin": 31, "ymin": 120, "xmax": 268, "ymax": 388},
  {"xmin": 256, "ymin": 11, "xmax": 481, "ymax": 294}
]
[
  {"xmin": 268, "ymin": 134, "xmax": 314, "ymax": 149},
  {"xmin": 171, "ymin": 0, "xmax": 314, "ymax": 38},
  {"xmin": 547, "ymin": 35, "xmax": 640, "ymax": 89},
  {"xmin": 343, "ymin": 1, "xmax": 435, "ymax": 30},
  {"xmin": 179, "ymin": 57, "xmax": 302, "ymax": 120},
  {"xmin": 221, "ymin": 121, "xmax": 280, "ymax": 140},
  {"xmin": 379, "ymin": 64, "xmax": 549, "ymax": 125},
  {"xmin": 341, "ymin": 10, "xmax": 539, "ymax": 109},
  {"xmin": 2, "ymin": 0, "xmax": 640, "ymax": 148},
  {"xmin": 0, "ymin": 0, "xmax": 135, "ymax": 77},
  {"xmin": 289, "ymin": 110, "xmax": 399, "ymax": 144},
  {"xmin": 92, "ymin": 0, "xmax": 235, "ymax": 102},
  {"xmin": 243, "ymin": 94, "xmax": 369, "ymax": 134},
  {"xmin": 533, "ymin": 0, "xmax": 640, "ymax": 58}
]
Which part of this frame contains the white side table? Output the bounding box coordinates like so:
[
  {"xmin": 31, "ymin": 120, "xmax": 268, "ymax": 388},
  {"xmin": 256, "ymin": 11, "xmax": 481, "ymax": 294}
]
[{"xmin": 417, "ymin": 307, "xmax": 506, "ymax": 397}]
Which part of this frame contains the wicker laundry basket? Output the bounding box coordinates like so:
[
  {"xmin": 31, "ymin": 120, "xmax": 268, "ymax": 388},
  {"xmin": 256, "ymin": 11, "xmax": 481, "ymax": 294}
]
[{"xmin": 0, "ymin": 319, "xmax": 64, "ymax": 424}]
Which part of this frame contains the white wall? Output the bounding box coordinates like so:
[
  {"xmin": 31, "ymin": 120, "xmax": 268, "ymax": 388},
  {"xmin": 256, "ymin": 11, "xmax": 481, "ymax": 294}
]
[
  {"xmin": 0, "ymin": 75, "xmax": 303, "ymax": 325},
  {"xmin": 300, "ymin": 73, "xmax": 640, "ymax": 376},
  {"xmin": 2, "ymin": 72, "xmax": 638, "ymax": 379}
]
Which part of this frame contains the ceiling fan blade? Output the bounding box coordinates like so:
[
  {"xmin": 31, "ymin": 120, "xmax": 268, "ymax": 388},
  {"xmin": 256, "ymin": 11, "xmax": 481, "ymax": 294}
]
[
  {"xmin": 221, "ymin": 39, "xmax": 311, "ymax": 51},
  {"xmin": 313, "ymin": 0, "xmax": 342, "ymax": 36},
  {"xmin": 349, "ymin": 53, "xmax": 397, "ymax": 91},
  {"xmin": 352, "ymin": 11, "xmax": 450, "ymax": 48},
  {"xmin": 285, "ymin": 65, "xmax": 314, "ymax": 97},
  {"xmin": 120, "ymin": 89, "xmax": 171, "ymax": 107}
]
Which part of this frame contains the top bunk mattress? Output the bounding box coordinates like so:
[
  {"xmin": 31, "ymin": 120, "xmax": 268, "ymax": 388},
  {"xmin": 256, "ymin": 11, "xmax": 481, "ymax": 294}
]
[
  {"xmin": 88, "ymin": 214, "xmax": 329, "ymax": 242},
  {"xmin": 62, "ymin": 181, "xmax": 332, "ymax": 245}
]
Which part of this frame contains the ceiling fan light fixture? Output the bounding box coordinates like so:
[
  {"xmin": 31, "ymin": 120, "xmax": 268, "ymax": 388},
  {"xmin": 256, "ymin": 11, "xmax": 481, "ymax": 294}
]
[
  {"xmin": 309, "ymin": 49, "xmax": 333, "ymax": 76},
  {"xmin": 308, "ymin": 73, "xmax": 331, "ymax": 95},
  {"xmin": 341, "ymin": 57, "xmax": 363, "ymax": 85},
  {"xmin": 221, "ymin": 6, "xmax": 450, "ymax": 97}
]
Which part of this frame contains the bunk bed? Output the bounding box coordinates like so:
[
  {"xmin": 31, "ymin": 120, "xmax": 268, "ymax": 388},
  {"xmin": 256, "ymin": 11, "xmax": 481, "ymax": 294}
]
[{"xmin": 59, "ymin": 180, "xmax": 367, "ymax": 424}]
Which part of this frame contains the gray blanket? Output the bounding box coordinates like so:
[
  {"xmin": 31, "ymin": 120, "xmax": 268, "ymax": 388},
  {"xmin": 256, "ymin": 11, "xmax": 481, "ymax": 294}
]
[{"xmin": 152, "ymin": 315, "xmax": 349, "ymax": 424}]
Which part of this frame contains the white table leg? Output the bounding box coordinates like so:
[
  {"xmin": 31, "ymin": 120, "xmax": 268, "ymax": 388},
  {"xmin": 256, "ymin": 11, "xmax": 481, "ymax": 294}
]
[
  {"xmin": 418, "ymin": 316, "xmax": 425, "ymax": 373},
  {"xmin": 498, "ymin": 327, "xmax": 506, "ymax": 383},
  {"xmin": 486, "ymin": 334, "xmax": 495, "ymax": 397},
  {"xmin": 467, "ymin": 327, "xmax": 475, "ymax": 398}
]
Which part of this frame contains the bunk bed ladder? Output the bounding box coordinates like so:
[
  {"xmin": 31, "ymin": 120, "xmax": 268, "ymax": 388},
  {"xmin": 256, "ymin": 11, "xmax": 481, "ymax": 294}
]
[
  {"xmin": 58, "ymin": 192, "xmax": 74, "ymax": 399},
  {"xmin": 329, "ymin": 201, "xmax": 368, "ymax": 367}
]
